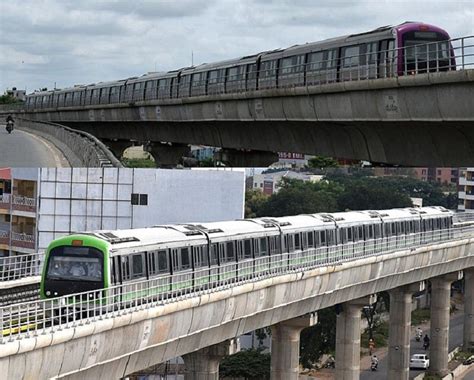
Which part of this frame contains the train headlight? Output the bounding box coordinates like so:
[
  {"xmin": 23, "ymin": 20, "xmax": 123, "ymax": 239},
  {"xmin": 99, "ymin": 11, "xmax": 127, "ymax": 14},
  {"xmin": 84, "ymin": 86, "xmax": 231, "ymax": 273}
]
[{"xmin": 46, "ymin": 291, "xmax": 51, "ymax": 296}]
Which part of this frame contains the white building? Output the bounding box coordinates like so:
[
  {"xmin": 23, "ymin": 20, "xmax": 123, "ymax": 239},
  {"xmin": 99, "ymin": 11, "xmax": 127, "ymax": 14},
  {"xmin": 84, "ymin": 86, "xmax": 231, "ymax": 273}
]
[
  {"xmin": 0, "ymin": 168, "xmax": 245, "ymax": 256},
  {"xmin": 252, "ymin": 170, "xmax": 323, "ymax": 195}
]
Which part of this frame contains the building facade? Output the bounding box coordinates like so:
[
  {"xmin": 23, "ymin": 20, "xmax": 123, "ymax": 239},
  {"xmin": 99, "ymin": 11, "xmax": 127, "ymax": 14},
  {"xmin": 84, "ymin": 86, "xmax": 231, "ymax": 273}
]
[
  {"xmin": 251, "ymin": 170, "xmax": 323, "ymax": 195},
  {"xmin": 0, "ymin": 168, "xmax": 245, "ymax": 257}
]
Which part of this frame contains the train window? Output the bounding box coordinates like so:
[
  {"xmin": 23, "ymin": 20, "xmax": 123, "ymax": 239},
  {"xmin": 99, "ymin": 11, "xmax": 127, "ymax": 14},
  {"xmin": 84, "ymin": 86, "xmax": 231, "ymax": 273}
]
[
  {"xmin": 157, "ymin": 250, "xmax": 168, "ymax": 273},
  {"xmin": 227, "ymin": 65, "xmax": 245, "ymax": 82},
  {"xmin": 121, "ymin": 256, "xmax": 131, "ymax": 281},
  {"xmin": 260, "ymin": 237, "xmax": 268, "ymax": 255},
  {"xmin": 193, "ymin": 246, "xmax": 209, "ymax": 268},
  {"xmin": 285, "ymin": 235, "xmax": 295, "ymax": 252},
  {"xmin": 226, "ymin": 241, "xmax": 235, "ymax": 261},
  {"xmin": 391, "ymin": 223, "xmax": 396, "ymax": 235},
  {"xmin": 179, "ymin": 75, "xmax": 191, "ymax": 97},
  {"xmin": 307, "ymin": 232, "xmax": 314, "ymax": 247},
  {"xmin": 280, "ymin": 55, "xmax": 305, "ymax": 74},
  {"xmin": 342, "ymin": 45, "xmax": 361, "ymax": 67},
  {"xmin": 244, "ymin": 239, "xmax": 252, "ymax": 259},
  {"xmin": 365, "ymin": 42, "xmax": 378, "ymax": 65},
  {"xmin": 180, "ymin": 248, "xmax": 191, "ymax": 269},
  {"xmin": 347, "ymin": 227, "xmax": 353, "ymax": 241},
  {"xmin": 320, "ymin": 231, "xmax": 326, "ymax": 245},
  {"xmin": 294, "ymin": 233, "xmax": 301, "ymax": 250},
  {"xmin": 307, "ymin": 52, "xmax": 324, "ymax": 70},
  {"xmin": 192, "ymin": 72, "xmax": 205, "ymax": 85},
  {"xmin": 367, "ymin": 225, "xmax": 373, "ymax": 239},
  {"xmin": 208, "ymin": 70, "xmax": 219, "ymax": 84},
  {"xmin": 261, "ymin": 60, "xmax": 278, "ymax": 78},
  {"xmin": 131, "ymin": 254, "xmax": 145, "ymax": 279},
  {"xmin": 270, "ymin": 236, "xmax": 281, "ymax": 254},
  {"xmin": 326, "ymin": 49, "xmax": 338, "ymax": 69},
  {"xmin": 210, "ymin": 243, "xmax": 219, "ymax": 265}
]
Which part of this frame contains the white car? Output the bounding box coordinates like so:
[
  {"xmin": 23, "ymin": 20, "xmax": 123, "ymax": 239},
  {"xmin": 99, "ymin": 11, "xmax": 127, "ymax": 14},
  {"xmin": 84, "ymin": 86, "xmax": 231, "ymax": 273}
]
[{"xmin": 410, "ymin": 354, "xmax": 430, "ymax": 369}]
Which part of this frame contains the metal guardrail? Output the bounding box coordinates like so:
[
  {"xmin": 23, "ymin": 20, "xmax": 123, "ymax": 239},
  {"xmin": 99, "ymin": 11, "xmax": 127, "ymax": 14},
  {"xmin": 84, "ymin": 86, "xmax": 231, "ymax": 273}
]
[
  {"xmin": 16, "ymin": 118, "xmax": 123, "ymax": 168},
  {"xmin": 1, "ymin": 225, "xmax": 472, "ymax": 343},
  {"xmin": 0, "ymin": 36, "xmax": 472, "ymax": 114},
  {"xmin": 453, "ymin": 213, "xmax": 474, "ymax": 223},
  {"xmin": 0, "ymin": 253, "xmax": 43, "ymax": 282}
]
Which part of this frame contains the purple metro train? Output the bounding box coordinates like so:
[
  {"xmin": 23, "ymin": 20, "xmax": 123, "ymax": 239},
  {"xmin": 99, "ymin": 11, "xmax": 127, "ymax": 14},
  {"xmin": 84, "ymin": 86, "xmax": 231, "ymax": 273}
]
[{"xmin": 26, "ymin": 22, "xmax": 454, "ymax": 110}]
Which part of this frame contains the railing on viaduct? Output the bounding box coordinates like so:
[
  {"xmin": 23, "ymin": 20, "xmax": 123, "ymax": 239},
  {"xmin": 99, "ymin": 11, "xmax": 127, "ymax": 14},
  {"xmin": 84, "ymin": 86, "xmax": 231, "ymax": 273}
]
[{"xmin": 1, "ymin": 223, "xmax": 473, "ymax": 344}]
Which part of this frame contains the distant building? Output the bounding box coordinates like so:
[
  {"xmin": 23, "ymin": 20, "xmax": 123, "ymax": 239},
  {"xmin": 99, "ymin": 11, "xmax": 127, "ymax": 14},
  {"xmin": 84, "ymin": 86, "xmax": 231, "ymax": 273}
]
[
  {"xmin": 4, "ymin": 88, "xmax": 26, "ymax": 101},
  {"xmin": 251, "ymin": 170, "xmax": 323, "ymax": 195},
  {"xmin": 458, "ymin": 168, "xmax": 474, "ymax": 212},
  {"xmin": 0, "ymin": 168, "xmax": 245, "ymax": 257},
  {"xmin": 373, "ymin": 167, "xmax": 459, "ymax": 185}
]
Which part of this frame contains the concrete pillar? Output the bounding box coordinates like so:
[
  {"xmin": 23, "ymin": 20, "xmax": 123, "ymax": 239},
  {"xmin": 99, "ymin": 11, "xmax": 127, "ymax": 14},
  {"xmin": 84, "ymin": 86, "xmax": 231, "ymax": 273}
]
[
  {"xmin": 214, "ymin": 149, "xmax": 279, "ymax": 167},
  {"xmin": 387, "ymin": 281, "xmax": 425, "ymax": 380},
  {"xmin": 145, "ymin": 142, "xmax": 190, "ymax": 168},
  {"xmin": 270, "ymin": 313, "xmax": 317, "ymax": 380},
  {"xmin": 428, "ymin": 271, "xmax": 463, "ymax": 377},
  {"xmin": 335, "ymin": 295, "xmax": 377, "ymax": 380},
  {"xmin": 182, "ymin": 339, "xmax": 239, "ymax": 380},
  {"xmin": 464, "ymin": 268, "xmax": 474, "ymax": 353}
]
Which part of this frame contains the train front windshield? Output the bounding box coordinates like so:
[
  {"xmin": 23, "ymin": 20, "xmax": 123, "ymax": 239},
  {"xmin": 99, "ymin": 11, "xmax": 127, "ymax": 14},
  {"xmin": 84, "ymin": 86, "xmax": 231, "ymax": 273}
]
[
  {"xmin": 46, "ymin": 246, "xmax": 103, "ymax": 283},
  {"xmin": 403, "ymin": 31, "xmax": 450, "ymax": 62}
]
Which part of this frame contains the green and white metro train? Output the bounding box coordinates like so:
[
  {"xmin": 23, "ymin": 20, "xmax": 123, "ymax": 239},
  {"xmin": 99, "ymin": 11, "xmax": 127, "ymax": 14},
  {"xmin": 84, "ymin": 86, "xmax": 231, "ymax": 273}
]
[{"xmin": 40, "ymin": 206, "xmax": 453, "ymax": 299}]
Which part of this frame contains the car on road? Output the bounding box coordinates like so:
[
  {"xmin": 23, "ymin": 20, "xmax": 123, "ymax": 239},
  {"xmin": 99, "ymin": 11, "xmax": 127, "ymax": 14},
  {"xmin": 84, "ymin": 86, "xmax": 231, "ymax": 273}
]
[{"xmin": 410, "ymin": 354, "xmax": 430, "ymax": 369}]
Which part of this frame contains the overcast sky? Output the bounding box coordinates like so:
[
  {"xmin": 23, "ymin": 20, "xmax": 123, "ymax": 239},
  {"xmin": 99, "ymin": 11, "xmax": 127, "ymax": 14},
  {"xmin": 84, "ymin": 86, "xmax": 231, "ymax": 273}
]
[{"xmin": 0, "ymin": 0, "xmax": 472, "ymax": 93}]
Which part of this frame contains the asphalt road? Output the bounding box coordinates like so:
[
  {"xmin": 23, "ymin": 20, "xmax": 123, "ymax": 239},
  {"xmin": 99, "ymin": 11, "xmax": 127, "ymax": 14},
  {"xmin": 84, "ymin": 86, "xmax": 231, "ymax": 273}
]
[
  {"xmin": 361, "ymin": 314, "xmax": 465, "ymax": 380},
  {"xmin": 464, "ymin": 367, "xmax": 474, "ymax": 379},
  {"xmin": 0, "ymin": 125, "xmax": 69, "ymax": 167}
]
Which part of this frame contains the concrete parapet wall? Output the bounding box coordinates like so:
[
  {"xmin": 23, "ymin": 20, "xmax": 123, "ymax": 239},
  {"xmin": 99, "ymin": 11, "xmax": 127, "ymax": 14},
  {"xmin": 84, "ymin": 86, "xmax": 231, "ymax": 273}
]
[
  {"xmin": 19, "ymin": 70, "xmax": 474, "ymax": 166},
  {"xmin": 1, "ymin": 239, "xmax": 473, "ymax": 379},
  {"xmin": 16, "ymin": 118, "xmax": 122, "ymax": 168}
]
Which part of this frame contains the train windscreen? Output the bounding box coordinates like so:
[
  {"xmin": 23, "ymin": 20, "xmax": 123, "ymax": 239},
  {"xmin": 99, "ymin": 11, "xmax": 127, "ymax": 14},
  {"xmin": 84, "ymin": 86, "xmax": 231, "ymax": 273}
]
[
  {"xmin": 403, "ymin": 31, "xmax": 450, "ymax": 61},
  {"xmin": 46, "ymin": 246, "xmax": 103, "ymax": 282}
]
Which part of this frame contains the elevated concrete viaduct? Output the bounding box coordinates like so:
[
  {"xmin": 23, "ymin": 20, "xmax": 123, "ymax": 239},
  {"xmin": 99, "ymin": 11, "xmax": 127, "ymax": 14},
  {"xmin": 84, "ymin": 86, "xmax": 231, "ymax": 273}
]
[
  {"xmin": 0, "ymin": 237, "xmax": 472, "ymax": 380},
  {"xmin": 15, "ymin": 70, "xmax": 474, "ymax": 166}
]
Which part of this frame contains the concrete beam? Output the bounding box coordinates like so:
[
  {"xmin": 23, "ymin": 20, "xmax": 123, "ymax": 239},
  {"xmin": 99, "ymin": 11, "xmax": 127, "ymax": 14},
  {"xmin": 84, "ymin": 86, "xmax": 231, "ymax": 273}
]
[
  {"xmin": 387, "ymin": 281, "xmax": 425, "ymax": 380},
  {"xmin": 270, "ymin": 313, "xmax": 317, "ymax": 380},
  {"xmin": 464, "ymin": 268, "xmax": 474, "ymax": 353},
  {"xmin": 335, "ymin": 295, "xmax": 376, "ymax": 380},
  {"xmin": 144, "ymin": 142, "xmax": 190, "ymax": 168},
  {"xmin": 428, "ymin": 271, "xmax": 463, "ymax": 377},
  {"xmin": 102, "ymin": 139, "xmax": 134, "ymax": 159},
  {"xmin": 182, "ymin": 339, "xmax": 239, "ymax": 380}
]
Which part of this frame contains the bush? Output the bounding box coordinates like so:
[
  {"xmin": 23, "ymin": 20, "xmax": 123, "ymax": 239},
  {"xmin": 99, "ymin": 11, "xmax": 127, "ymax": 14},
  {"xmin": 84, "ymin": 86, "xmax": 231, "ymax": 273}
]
[
  {"xmin": 412, "ymin": 308, "xmax": 430, "ymax": 325},
  {"xmin": 219, "ymin": 349, "xmax": 270, "ymax": 380}
]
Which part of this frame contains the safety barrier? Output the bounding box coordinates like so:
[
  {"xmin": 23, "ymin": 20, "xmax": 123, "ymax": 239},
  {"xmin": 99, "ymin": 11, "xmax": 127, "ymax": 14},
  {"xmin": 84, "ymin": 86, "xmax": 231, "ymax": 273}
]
[
  {"xmin": 0, "ymin": 253, "xmax": 43, "ymax": 282},
  {"xmin": 0, "ymin": 224, "xmax": 472, "ymax": 343},
  {"xmin": 16, "ymin": 118, "xmax": 122, "ymax": 167}
]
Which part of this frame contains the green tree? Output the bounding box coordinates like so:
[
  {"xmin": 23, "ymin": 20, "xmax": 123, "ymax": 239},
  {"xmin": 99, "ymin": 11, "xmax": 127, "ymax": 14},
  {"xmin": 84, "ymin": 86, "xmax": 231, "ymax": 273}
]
[
  {"xmin": 337, "ymin": 182, "xmax": 412, "ymax": 210},
  {"xmin": 219, "ymin": 349, "xmax": 270, "ymax": 379},
  {"xmin": 0, "ymin": 95, "xmax": 19, "ymax": 104},
  {"xmin": 300, "ymin": 307, "xmax": 337, "ymax": 368},
  {"xmin": 307, "ymin": 156, "xmax": 339, "ymax": 169},
  {"xmin": 257, "ymin": 179, "xmax": 342, "ymax": 217},
  {"xmin": 245, "ymin": 190, "xmax": 269, "ymax": 218}
]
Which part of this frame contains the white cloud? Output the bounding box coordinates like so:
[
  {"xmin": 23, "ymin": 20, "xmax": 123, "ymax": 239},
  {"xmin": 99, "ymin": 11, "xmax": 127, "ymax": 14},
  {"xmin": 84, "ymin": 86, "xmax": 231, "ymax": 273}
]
[{"xmin": 0, "ymin": 0, "xmax": 472, "ymax": 92}]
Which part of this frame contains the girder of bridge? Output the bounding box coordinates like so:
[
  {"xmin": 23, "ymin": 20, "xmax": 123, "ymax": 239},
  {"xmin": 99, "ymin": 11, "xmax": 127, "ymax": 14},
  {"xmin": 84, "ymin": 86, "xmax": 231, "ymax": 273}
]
[
  {"xmin": 0, "ymin": 238, "xmax": 472, "ymax": 379},
  {"xmin": 19, "ymin": 70, "xmax": 474, "ymax": 166}
]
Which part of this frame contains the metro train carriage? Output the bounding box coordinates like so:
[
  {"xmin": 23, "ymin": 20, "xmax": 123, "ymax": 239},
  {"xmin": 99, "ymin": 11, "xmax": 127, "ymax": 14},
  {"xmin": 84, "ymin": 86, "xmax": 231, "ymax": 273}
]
[
  {"xmin": 40, "ymin": 206, "xmax": 454, "ymax": 303},
  {"xmin": 25, "ymin": 22, "xmax": 454, "ymax": 111}
]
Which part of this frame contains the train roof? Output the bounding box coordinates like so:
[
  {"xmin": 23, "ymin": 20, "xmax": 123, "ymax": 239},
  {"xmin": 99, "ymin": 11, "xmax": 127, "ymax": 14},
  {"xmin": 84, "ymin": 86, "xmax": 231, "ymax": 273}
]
[{"xmin": 72, "ymin": 206, "xmax": 453, "ymax": 255}]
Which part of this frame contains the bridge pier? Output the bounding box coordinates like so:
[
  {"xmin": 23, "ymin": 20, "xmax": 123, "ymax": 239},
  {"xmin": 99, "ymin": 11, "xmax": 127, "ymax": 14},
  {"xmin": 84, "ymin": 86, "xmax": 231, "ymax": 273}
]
[
  {"xmin": 464, "ymin": 268, "xmax": 474, "ymax": 353},
  {"xmin": 428, "ymin": 271, "xmax": 463, "ymax": 377},
  {"xmin": 387, "ymin": 281, "xmax": 426, "ymax": 380},
  {"xmin": 145, "ymin": 142, "xmax": 190, "ymax": 168},
  {"xmin": 214, "ymin": 149, "xmax": 279, "ymax": 167},
  {"xmin": 182, "ymin": 339, "xmax": 238, "ymax": 380},
  {"xmin": 270, "ymin": 313, "xmax": 317, "ymax": 380},
  {"xmin": 102, "ymin": 139, "xmax": 133, "ymax": 159},
  {"xmin": 335, "ymin": 295, "xmax": 376, "ymax": 380}
]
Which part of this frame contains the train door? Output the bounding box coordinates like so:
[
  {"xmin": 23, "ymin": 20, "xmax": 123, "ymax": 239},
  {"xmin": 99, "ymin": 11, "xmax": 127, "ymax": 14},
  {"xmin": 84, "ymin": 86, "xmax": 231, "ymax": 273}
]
[
  {"xmin": 254, "ymin": 236, "xmax": 270, "ymax": 275},
  {"xmin": 171, "ymin": 247, "xmax": 193, "ymax": 293},
  {"xmin": 237, "ymin": 239, "xmax": 253, "ymax": 280}
]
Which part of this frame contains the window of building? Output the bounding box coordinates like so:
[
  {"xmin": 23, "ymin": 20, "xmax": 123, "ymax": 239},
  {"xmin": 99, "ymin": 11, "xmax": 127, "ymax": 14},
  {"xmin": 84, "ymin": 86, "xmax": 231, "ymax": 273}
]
[{"xmin": 131, "ymin": 193, "xmax": 148, "ymax": 205}]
